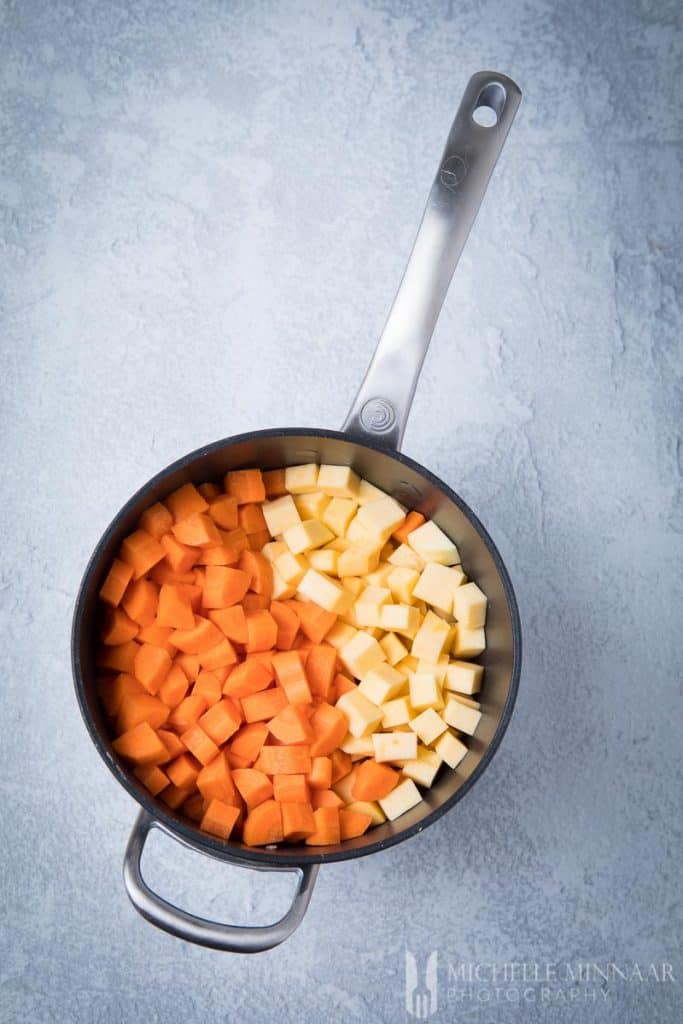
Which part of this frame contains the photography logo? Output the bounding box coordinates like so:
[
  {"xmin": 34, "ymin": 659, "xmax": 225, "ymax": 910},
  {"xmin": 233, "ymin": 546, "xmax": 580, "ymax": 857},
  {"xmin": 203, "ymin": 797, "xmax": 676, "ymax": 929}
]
[{"xmin": 405, "ymin": 949, "xmax": 438, "ymax": 1019}]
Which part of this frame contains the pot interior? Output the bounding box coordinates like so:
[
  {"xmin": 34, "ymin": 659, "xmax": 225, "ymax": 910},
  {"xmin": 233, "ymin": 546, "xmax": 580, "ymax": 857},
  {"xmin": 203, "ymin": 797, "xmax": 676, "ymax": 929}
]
[{"xmin": 73, "ymin": 428, "xmax": 521, "ymax": 865}]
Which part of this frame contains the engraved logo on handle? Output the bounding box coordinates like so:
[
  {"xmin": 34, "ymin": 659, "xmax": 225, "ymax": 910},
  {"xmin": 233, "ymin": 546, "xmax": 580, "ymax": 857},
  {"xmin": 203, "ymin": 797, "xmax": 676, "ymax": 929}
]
[
  {"xmin": 439, "ymin": 154, "xmax": 467, "ymax": 191},
  {"xmin": 360, "ymin": 398, "xmax": 396, "ymax": 433}
]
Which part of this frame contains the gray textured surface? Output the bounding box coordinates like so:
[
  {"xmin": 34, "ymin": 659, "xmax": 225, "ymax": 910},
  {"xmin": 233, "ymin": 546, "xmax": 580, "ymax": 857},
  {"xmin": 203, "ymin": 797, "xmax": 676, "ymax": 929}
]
[{"xmin": 1, "ymin": 1, "xmax": 681, "ymax": 1021}]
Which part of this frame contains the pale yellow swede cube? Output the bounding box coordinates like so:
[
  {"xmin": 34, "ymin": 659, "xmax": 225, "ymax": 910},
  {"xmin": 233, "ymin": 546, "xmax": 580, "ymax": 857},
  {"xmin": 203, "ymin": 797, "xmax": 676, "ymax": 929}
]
[
  {"xmin": 372, "ymin": 731, "xmax": 418, "ymax": 763},
  {"xmin": 336, "ymin": 687, "xmax": 384, "ymax": 737},
  {"xmin": 297, "ymin": 568, "xmax": 352, "ymax": 614},
  {"xmin": 445, "ymin": 660, "xmax": 483, "ymax": 695},
  {"xmin": 416, "ymin": 656, "xmax": 449, "ymax": 685},
  {"xmin": 272, "ymin": 565, "xmax": 296, "ymax": 600},
  {"xmin": 322, "ymin": 496, "xmax": 358, "ymax": 536},
  {"xmin": 337, "ymin": 544, "xmax": 380, "ymax": 578},
  {"xmin": 261, "ymin": 494, "xmax": 301, "ymax": 537},
  {"xmin": 387, "ymin": 566, "xmax": 420, "ymax": 604},
  {"xmin": 411, "ymin": 610, "xmax": 451, "ymax": 661},
  {"xmin": 346, "ymin": 799, "xmax": 386, "ymax": 824},
  {"xmin": 293, "ymin": 491, "xmax": 330, "ymax": 519},
  {"xmin": 432, "ymin": 729, "xmax": 468, "ymax": 769},
  {"xmin": 358, "ymin": 663, "xmax": 407, "ymax": 704},
  {"xmin": 325, "ymin": 620, "xmax": 358, "ymax": 651},
  {"xmin": 409, "ymin": 707, "xmax": 448, "ymax": 745},
  {"xmin": 380, "ymin": 603, "xmax": 422, "ymax": 633},
  {"xmin": 339, "ymin": 734, "xmax": 375, "ymax": 759},
  {"xmin": 364, "ymin": 562, "xmax": 394, "ymax": 588},
  {"xmin": 400, "ymin": 745, "xmax": 442, "ymax": 787},
  {"xmin": 307, "ymin": 548, "xmax": 339, "ymax": 575},
  {"xmin": 381, "ymin": 695, "xmax": 413, "ymax": 728},
  {"xmin": 379, "ymin": 778, "xmax": 422, "ymax": 820},
  {"xmin": 261, "ymin": 540, "xmax": 288, "ymax": 563},
  {"xmin": 317, "ymin": 464, "xmax": 361, "ymax": 499},
  {"xmin": 408, "ymin": 520, "xmax": 461, "ymax": 565},
  {"xmin": 388, "ymin": 543, "xmax": 425, "ymax": 571},
  {"xmin": 274, "ymin": 550, "xmax": 308, "ymax": 588},
  {"xmin": 339, "ymin": 631, "xmax": 386, "ymax": 679},
  {"xmin": 443, "ymin": 695, "xmax": 482, "ymax": 735},
  {"xmin": 409, "ymin": 672, "xmax": 441, "ymax": 710},
  {"xmin": 355, "ymin": 496, "xmax": 406, "ymax": 541},
  {"xmin": 357, "ymin": 479, "xmax": 387, "ymax": 506},
  {"xmin": 285, "ymin": 463, "xmax": 319, "ymax": 493},
  {"xmin": 379, "ymin": 631, "xmax": 409, "ymax": 666},
  {"xmin": 283, "ymin": 519, "xmax": 334, "ymax": 554},
  {"xmin": 412, "ymin": 562, "xmax": 464, "ymax": 616},
  {"xmin": 332, "ymin": 766, "xmax": 358, "ymax": 802},
  {"xmin": 355, "ymin": 586, "xmax": 391, "ymax": 628},
  {"xmin": 451, "ymin": 624, "xmax": 486, "ymax": 659},
  {"xmin": 452, "ymin": 582, "xmax": 487, "ymax": 628}
]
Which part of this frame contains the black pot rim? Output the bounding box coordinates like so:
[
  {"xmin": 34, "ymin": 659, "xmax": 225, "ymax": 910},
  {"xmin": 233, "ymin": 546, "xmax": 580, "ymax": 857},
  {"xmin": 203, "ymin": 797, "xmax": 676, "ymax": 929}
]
[{"xmin": 72, "ymin": 426, "xmax": 522, "ymax": 866}]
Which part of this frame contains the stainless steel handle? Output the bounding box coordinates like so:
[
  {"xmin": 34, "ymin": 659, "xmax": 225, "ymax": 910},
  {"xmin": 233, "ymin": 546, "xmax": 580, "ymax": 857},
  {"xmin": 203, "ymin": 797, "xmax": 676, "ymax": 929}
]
[
  {"xmin": 343, "ymin": 71, "xmax": 522, "ymax": 450},
  {"xmin": 123, "ymin": 810, "xmax": 319, "ymax": 953}
]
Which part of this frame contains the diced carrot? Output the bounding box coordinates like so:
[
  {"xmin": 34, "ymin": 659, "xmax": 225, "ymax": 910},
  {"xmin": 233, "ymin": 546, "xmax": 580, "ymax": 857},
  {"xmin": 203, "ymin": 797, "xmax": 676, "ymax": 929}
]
[
  {"xmin": 98, "ymin": 672, "xmax": 144, "ymax": 716},
  {"xmin": 245, "ymin": 610, "xmax": 278, "ymax": 653},
  {"xmin": 199, "ymin": 698, "xmax": 242, "ymax": 745},
  {"xmin": 158, "ymin": 663, "xmax": 189, "ymax": 708},
  {"xmin": 122, "ymin": 578, "xmax": 159, "ymax": 627},
  {"xmin": 172, "ymin": 513, "xmax": 222, "ymax": 548},
  {"xmin": 133, "ymin": 643, "xmax": 172, "ymax": 694},
  {"xmin": 307, "ymin": 756, "xmax": 332, "ymax": 790},
  {"xmin": 281, "ymin": 802, "xmax": 316, "ymax": 841},
  {"xmin": 96, "ymin": 640, "xmax": 139, "ymax": 674},
  {"xmin": 136, "ymin": 623, "xmax": 176, "ymax": 655},
  {"xmin": 140, "ymin": 501, "xmax": 173, "ymax": 539},
  {"xmin": 273, "ymin": 774, "xmax": 310, "ymax": 804},
  {"xmin": 167, "ymin": 694, "xmax": 208, "ymax": 731},
  {"xmin": 100, "ymin": 607, "xmax": 139, "ymax": 646},
  {"xmin": 197, "ymin": 638, "xmax": 238, "ymax": 670},
  {"xmin": 161, "ymin": 783, "xmax": 195, "ymax": 810},
  {"xmin": 198, "ymin": 482, "xmax": 221, "ymax": 501},
  {"xmin": 269, "ymin": 601, "xmax": 300, "ymax": 650},
  {"xmin": 192, "ymin": 670, "xmax": 223, "ymax": 706},
  {"xmin": 177, "ymin": 582, "xmax": 203, "ymax": 610},
  {"xmin": 182, "ymin": 792, "xmax": 206, "ymax": 822},
  {"xmin": 181, "ymin": 724, "xmax": 220, "ymax": 766},
  {"xmin": 160, "ymin": 533, "xmax": 199, "ymax": 573},
  {"xmin": 156, "ymin": 583, "xmax": 195, "ymax": 629},
  {"xmin": 243, "ymin": 799, "xmax": 283, "ymax": 846},
  {"xmin": 239, "ymin": 503, "xmax": 267, "ymax": 535},
  {"xmin": 209, "ymin": 605, "xmax": 248, "ymax": 644},
  {"xmin": 392, "ymin": 510, "xmax": 425, "ymax": 544},
  {"xmin": 99, "ymin": 559, "xmax": 134, "ymax": 608},
  {"xmin": 305, "ymin": 806, "xmax": 340, "ymax": 846},
  {"xmin": 241, "ymin": 687, "xmax": 288, "ymax": 723},
  {"xmin": 351, "ymin": 760, "xmax": 400, "ymax": 801},
  {"xmin": 165, "ymin": 483, "xmax": 209, "ymax": 523},
  {"xmin": 148, "ymin": 563, "xmax": 197, "ymax": 586},
  {"xmin": 225, "ymin": 469, "xmax": 266, "ymax": 505},
  {"xmin": 334, "ymin": 673, "xmax": 357, "ymax": 697},
  {"xmin": 195, "ymin": 544, "xmax": 240, "ymax": 566},
  {"xmin": 247, "ymin": 529, "xmax": 271, "ymax": 551},
  {"xmin": 166, "ymin": 752, "xmax": 201, "ymax": 789},
  {"xmin": 330, "ymin": 749, "xmax": 352, "ymax": 784},
  {"xmin": 267, "ymin": 705, "xmax": 313, "ymax": 745},
  {"xmin": 256, "ymin": 745, "xmax": 312, "ymax": 776},
  {"xmin": 311, "ymin": 789, "xmax": 344, "ymax": 809},
  {"xmin": 290, "ymin": 600, "xmax": 336, "ymax": 643},
  {"xmin": 238, "ymin": 550, "xmax": 273, "ymax": 597},
  {"xmin": 202, "ymin": 566, "xmax": 251, "ymax": 609},
  {"xmin": 112, "ymin": 722, "xmax": 168, "ymax": 765},
  {"xmin": 229, "ymin": 723, "xmax": 269, "ymax": 763},
  {"xmin": 117, "ymin": 693, "xmax": 170, "ymax": 733},
  {"xmin": 134, "ymin": 763, "xmax": 169, "ymax": 797},
  {"xmin": 339, "ymin": 808, "xmax": 373, "ymax": 840},
  {"xmin": 201, "ymin": 799, "xmax": 240, "ymax": 840},
  {"xmin": 227, "ymin": 751, "xmax": 252, "ymax": 770},
  {"xmin": 271, "ymin": 651, "xmax": 312, "ymax": 705},
  {"xmin": 309, "ymin": 702, "xmax": 348, "ymax": 756},
  {"xmin": 220, "ymin": 527, "xmax": 249, "ymax": 557},
  {"xmin": 242, "ymin": 593, "xmax": 270, "ymax": 612},
  {"xmin": 120, "ymin": 529, "xmax": 165, "ymax": 580},
  {"xmin": 223, "ymin": 659, "xmax": 273, "ymax": 698},
  {"xmin": 263, "ymin": 468, "xmax": 287, "ymax": 498},
  {"xmin": 305, "ymin": 644, "xmax": 337, "ymax": 701},
  {"xmin": 175, "ymin": 652, "xmax": 201, "ymax": 681},
  {"xmin": 169, "ymin": 615, "xmax": 224, "ymax": 653},
  {"xmin": 208, "ymin": 494, "xmax": 239, "ymax": 530},
  {"xmin": 196, "ymin": 751, "xmax": 236, "ymax": 802},
  {"xmin": 246, "ymin": 650, "xmax": 276, "ymax": 671},
  {"xmin": 158, "ymin": 729, "xmax": 186, "ymax": 760},
  {"xmin": 232, "ymin": 768, "xmax": 273, "ymax": 809}
]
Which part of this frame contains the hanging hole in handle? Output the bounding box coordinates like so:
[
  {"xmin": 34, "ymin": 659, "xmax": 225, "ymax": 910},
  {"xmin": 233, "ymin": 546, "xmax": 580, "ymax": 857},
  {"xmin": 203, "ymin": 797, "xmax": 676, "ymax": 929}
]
[{"xmin": 472, "ymin": 82, "xmax": 507, "ymax": 127}]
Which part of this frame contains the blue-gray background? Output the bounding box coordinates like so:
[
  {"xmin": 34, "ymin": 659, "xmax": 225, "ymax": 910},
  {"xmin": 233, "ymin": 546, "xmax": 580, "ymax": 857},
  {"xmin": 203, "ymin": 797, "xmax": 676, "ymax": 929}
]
[{"xmin": 1, "ymin": 1, "xmax": 681, "ymax": 1022}]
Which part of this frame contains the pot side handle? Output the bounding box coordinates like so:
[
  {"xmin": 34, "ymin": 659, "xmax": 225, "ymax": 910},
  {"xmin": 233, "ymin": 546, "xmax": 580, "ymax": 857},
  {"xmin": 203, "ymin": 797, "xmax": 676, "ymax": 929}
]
[
  {"xmin": 123, "ymin": 810, "xmax": 319, "ymax": 953},
  {"xmin": 343, "ymin": 71, "xmax": 521, "ymax": 451}
]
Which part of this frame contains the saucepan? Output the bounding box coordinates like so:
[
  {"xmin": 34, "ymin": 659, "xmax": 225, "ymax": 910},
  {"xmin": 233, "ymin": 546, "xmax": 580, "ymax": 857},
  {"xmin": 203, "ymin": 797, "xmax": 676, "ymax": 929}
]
[{"xmin": 72, "ymin": 71, "xmax": 523, "ymax": 952}]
